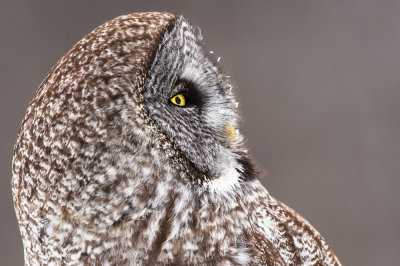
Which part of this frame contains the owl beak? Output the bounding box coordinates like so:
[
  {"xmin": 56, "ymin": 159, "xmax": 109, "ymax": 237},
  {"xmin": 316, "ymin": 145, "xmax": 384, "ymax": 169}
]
[{"xmin": 225, "ymin": 122, "xmax": 235, "ymax": 140}]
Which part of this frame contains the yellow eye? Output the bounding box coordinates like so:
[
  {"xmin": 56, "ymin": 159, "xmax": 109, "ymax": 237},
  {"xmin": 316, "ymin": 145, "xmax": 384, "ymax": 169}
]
[{"xmin": 170, "ymin": 94, "xmax": 186, "ymax": 106}]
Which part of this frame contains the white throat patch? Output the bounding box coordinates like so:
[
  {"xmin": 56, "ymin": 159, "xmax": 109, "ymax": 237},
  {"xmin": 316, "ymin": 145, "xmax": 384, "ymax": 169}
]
[{"xmin": 205, "ymin": 164, "xmax": 241, "ymax": 193}]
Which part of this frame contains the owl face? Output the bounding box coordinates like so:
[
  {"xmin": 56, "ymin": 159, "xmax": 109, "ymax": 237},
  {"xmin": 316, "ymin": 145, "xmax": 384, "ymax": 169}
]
[{"xmin": 144, "ymin": 17, "xmax": 241, "ymax": 178}]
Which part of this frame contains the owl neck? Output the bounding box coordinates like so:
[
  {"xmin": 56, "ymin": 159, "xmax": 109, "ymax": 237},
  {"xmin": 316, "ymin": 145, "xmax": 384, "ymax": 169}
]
[
  {"xmin": 117, "ymin": 177, "xmax": 268, "ymax": 265},
  {"xmin": 116, "ymin": 151, "xmax": 263, "ymax": 264}
]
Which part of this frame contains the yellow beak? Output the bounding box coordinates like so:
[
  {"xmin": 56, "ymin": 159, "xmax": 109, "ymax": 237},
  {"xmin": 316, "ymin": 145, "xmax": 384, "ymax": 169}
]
[{"xmin": 225, "ymin": 122, "xmax": 235, "ymax": 140}]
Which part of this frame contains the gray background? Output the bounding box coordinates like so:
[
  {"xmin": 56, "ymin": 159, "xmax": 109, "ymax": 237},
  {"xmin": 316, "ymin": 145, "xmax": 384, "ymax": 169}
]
[{"xmin": 1, "ymin": 1, "xmax": 399, "ymax": 265}]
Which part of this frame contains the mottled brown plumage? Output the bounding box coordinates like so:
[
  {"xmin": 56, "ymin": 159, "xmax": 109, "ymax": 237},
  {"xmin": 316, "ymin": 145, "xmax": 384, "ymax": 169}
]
[{"xmin": 12, "ymin": 12, "xmax": 341, "ymax": 265}]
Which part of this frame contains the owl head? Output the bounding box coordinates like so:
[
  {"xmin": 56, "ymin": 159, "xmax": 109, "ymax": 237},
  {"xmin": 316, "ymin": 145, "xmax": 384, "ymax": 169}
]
[
  {"xmin": 12, "ymin": 12, "xmax": 256, "ymax": 264},
  {"xmin": 144, "ymin": 15, "xmax": 255, "ymax": 183}
]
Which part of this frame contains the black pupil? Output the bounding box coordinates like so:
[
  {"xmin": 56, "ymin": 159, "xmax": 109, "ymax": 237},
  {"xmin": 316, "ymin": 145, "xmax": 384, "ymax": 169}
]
[{"xmin": 175, "ymin": 96, "xmax": 181, "ymax": 105}]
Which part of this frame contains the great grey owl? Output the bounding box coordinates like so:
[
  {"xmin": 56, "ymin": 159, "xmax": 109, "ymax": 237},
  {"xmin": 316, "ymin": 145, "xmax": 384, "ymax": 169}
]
[{"xmin": 12, "ymin": 12, "xmax": 341, "ymax": 265}]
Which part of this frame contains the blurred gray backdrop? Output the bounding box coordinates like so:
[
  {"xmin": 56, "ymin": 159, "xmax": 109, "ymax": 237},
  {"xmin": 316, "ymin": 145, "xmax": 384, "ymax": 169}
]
[{"xmin": 1, "ymin": 1, "xmax": 399, "ymax": 265}]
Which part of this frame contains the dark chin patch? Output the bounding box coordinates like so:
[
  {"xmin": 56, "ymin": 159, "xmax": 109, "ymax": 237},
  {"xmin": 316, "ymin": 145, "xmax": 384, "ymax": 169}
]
[{"xmin": 236, "ymin": 154, "xmax": 258, "ymax": 181}]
